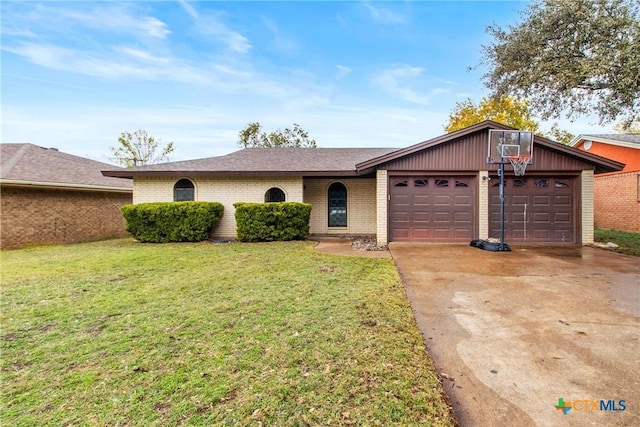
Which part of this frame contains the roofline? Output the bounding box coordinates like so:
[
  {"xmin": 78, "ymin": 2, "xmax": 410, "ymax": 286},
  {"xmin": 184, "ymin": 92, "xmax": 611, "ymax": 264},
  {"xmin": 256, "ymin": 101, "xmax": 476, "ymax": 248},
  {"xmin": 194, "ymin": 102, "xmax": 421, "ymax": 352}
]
[
  {"xmin": 102, "ymin": 170, "xmax": 362, "ymax": 179},
  {"xmin": 0, "ymin": 179, "xmax": 133, "ymax": 193},
  {"xmin": 355, "ymin": 121, "xmax": 513, "ymax": 171},
  {"xmin": 569, "ymin": 134, "xmax": 640, "ymax": 149},
  {"xmin": 356, "ymin": 121, "xmax": 624, "ymax": 174}
]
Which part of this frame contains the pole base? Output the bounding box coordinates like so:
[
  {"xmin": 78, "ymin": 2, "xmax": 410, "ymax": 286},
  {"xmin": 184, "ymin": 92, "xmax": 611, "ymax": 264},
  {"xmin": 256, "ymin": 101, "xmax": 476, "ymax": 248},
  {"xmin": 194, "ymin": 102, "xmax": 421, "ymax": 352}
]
[{"xmin": 470, "ymin": 240, "xmax": 511, "ymax": 252}]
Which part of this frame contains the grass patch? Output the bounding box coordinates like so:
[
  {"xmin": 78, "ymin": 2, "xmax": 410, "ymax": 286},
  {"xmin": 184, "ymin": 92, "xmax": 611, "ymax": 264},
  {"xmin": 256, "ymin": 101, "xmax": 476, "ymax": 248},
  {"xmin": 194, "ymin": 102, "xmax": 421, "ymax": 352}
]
[
  {"xmin": 594, "ymin": 228, "xmax": 640, "ymax": 257},
  {"xmin": 1, "ymin": 239, "xmax": 453, "ymax": 426}
]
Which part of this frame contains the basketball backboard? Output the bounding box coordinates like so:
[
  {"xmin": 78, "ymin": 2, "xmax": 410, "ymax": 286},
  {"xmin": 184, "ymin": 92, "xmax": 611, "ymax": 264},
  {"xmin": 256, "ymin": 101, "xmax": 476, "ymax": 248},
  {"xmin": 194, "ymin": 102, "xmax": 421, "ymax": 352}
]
[{"xmin": 487, "ymin": 130, "xmax": 534, "ymax": 164}]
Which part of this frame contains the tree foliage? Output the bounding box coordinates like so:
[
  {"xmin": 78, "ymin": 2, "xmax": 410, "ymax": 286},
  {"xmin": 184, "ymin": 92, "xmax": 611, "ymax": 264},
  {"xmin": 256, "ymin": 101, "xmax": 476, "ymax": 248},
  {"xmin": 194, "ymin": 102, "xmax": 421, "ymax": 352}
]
[
  {"xmin": 238, "ymin": 122, "xmax": 317, "ymax": 148},
  {"xmin": 111, "ymin": 130, "xmax": 174, "ymax": 167},
  {"xmin": 547, "ymin": 123, "xmax": 575, "ymax": 145},
  {"xmin": 614, "ymin": 118, "xmax": 640, "ymax": 134},
  {"xmin": 444, "ymin": 96, "xmax": 540, "ymax": 133},
  {"xmin": 481, "ymin": 0, "xmax": 640, "ymax": 125}
]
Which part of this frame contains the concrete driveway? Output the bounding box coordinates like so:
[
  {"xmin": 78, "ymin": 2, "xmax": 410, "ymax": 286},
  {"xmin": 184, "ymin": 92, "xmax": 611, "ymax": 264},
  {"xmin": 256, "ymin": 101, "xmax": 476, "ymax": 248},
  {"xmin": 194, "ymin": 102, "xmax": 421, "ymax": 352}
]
[{"xmin": 389, "ymin": 243, "xmax": 639, "ymax": 427}]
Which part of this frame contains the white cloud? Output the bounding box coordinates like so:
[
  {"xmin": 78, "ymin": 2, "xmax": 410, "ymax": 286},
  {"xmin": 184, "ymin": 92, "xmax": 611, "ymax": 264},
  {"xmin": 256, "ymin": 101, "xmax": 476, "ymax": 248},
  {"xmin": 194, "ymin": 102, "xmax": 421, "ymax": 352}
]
[
  {"xmin": 3, "ymin": 42, "xmax": 209, "ymax": 84},
  {"xmin": 371, "ymin": 65, "xmax": 431, "ymax": 105},
  {"xmin": 193, "ymin": 12, "xmax": 252, "ymax": 53},
  {"xmin": 336, "ymin": 65, "xmax": 352, "ymax": 78},
  {"xmin": 115, "ymin": 46, "xmax": 171, "ymax": 64},
  {"xmin": 178, "ymin": 0, "xmax": 199, "ymax": 20},
  {"xmin": 43, "ymin": 4, "xmax": 171, "ymax": 40},
  {"xmin": 362, "ymin": 3, "xmax": 407, "ymax": 25},
  {"xmin": 262, "ymin": 18, "xmax": 300, "ymax": 55}
]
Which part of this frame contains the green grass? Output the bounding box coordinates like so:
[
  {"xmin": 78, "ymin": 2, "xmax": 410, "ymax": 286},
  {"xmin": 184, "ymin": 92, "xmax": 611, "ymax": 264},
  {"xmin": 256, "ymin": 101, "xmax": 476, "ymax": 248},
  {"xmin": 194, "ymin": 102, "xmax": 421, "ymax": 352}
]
[
  {"xmin": 594, "ymin": 228, "xmax": 640, "ymax": 256},
  {"xmin": 1, "ymin": 239, "xmax": 453, "ymax": 426}
]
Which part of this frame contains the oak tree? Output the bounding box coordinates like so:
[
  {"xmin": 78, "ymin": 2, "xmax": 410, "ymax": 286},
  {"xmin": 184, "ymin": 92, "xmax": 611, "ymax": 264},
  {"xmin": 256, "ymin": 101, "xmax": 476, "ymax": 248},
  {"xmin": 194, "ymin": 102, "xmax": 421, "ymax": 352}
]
[
  {"xmin": 444, "ymin": 96, "xmax": 540, "ymax": 133},
  {"xmin": 481, "ymin": 0, "xmax": 639, "ymax": 126}
]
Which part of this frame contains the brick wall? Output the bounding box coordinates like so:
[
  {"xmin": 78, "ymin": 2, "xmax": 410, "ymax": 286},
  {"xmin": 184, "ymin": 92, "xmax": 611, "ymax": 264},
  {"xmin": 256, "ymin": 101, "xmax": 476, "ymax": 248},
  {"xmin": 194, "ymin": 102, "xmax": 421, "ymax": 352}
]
[
  {"xmin": 0, "ymin": 186, "xmax": 131, "ymax": 250},
  {"xmin": 478, "ymin": 171, "xmax": 489, "ymax": 240},
  {"xmin": 581, "ymin": 170, "xmax": 595, "ymax": 244},
  {"xmin": 133, "ymin": 176, "xmax": 304, "ymax": 238},
  {"xmin": 376, "ymin": 170, "xmax": 388, "ymax": 245},
  {"xmin": 594, "ymin": 171, "xmax": 640, "ymax": 233},
  {"xmin": 304, "ymin": 178, "xmax": 377, "ymax": 236}
]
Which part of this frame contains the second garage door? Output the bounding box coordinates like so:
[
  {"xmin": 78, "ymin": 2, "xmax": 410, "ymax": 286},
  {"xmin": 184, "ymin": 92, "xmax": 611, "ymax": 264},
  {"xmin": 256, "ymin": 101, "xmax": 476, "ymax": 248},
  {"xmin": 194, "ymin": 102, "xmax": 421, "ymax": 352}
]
[
  {"xmin": 490, "ymin": 176, "xmax": 576, "ymax": 242},
  {"xmin": 390, "ymin": 176, "xmax": 475, "ymax": 242}
]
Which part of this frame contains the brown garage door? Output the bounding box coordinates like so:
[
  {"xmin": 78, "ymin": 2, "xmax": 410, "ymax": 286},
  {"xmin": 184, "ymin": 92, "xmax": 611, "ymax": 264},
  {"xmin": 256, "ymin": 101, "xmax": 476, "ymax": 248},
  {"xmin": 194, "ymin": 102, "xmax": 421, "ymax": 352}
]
[
  {"xmin": 490, "ymin": 176, "xmax": 576, "ymax": 242},
  {"xmin": 390, "ymin": 176, "xmax": 475, "ymax": 242}
]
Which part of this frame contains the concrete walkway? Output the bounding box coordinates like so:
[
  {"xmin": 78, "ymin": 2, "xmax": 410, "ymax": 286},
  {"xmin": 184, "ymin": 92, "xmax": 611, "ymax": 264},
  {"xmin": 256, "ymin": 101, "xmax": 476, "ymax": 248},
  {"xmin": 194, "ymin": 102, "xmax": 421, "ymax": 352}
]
[{"xmin": 389, "ymin": 243, "xmax": 639, "ymax": 427}]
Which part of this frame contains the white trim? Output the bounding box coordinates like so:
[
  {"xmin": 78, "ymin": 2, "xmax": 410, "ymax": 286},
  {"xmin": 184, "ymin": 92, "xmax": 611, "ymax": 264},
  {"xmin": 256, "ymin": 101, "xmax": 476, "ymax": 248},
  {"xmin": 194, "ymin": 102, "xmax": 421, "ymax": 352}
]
[
  {"xmin": 569, "ymin": 135, "xmax": 640, "ymax": 150},
  {"xmin": 0, "ymin": 179, "xmax": 132, "ymax": 193}
]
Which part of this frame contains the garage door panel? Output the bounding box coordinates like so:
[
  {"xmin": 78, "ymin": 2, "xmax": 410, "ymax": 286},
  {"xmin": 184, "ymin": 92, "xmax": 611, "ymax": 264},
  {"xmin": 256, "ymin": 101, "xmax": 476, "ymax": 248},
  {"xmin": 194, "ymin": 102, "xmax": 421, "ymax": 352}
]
[
  {"xmin": 413, "ymin": 195, "xmax": 430, "ymax": 205},
  {"xmin": 413, "ymin": 212, "xmax": 430, "ymax": 222},
  {"xmin": 434, "ymin": 195, "xmax": 452, "ymax": 206},
  {"xmin": 433, "ymin": 211, "xmax": 452, "ymax": 223},
  {"xmin": 552, "ymin": 229, "xmax": 573, "ymax": 241},
  {"xmin": 433, "ymin": 228, "xmax": 453, "ymax": 239},
  {"xmin": 412, "ymin": 228, "xmax": 432, "ymax": 239},
  {"xmin": 533, "ymin": 196, "xmax": 551, "ymax": 206},
  {"xmin": 390, "ymin": 176, "xmax": 475, "ymax": 242},
  {"xmin": 454, "ymin": 212, "xmax": 472, "ymax": 222},
  {"xmin": 512, "ymin": 195, "xmax": 529, "ymax": 205},
  {"xmin": 554, "ymin": 212, "xmax": 572, "ymax": 223},
  {"xmin": 392, "ymin": 195, "xmax": 409, "ymax": 205},
  {"xmin": 533, "ymin": 212, "xmax": 550, "ymax": 223},
  {"xmin": 454, "ymin": 195, "xmax": 471, "ymax": 205},
  {"xmin": 555, "ymin": 195, "xmax": 572, "ymax": 206}
]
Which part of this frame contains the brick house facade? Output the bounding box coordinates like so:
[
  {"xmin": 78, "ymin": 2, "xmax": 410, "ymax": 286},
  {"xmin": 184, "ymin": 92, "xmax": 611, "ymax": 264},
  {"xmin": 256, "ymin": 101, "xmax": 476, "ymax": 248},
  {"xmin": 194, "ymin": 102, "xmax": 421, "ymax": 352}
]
[
  {"xmin": 104, "ymin": 122, "xmax": 623, "ymax": 245},
  {"xmin": 1, "ymin": 186, "xmax": 131, "ymax": 249},
  {"xmin": 571, "ymin": 134, "xmax": 640, "ymax": 232},
  {"xmin": 1, "ymin": 144, "xmax": 133, "ymax": 250},
  {"xmin": 592, "ymin": 171, "xmax": 640, "ymax": 233}
]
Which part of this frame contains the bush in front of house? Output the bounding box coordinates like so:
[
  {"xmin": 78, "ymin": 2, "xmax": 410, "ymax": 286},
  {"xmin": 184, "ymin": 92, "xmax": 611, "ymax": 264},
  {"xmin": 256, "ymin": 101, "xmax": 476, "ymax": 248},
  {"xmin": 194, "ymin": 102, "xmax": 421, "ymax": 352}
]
[
  {"xmin": 234, "ymin": 202, "xmax": 311, "ymax": 242},
  {"xmin": 121, "ymin": 202, "xmax": 224, "ymax": 243}
]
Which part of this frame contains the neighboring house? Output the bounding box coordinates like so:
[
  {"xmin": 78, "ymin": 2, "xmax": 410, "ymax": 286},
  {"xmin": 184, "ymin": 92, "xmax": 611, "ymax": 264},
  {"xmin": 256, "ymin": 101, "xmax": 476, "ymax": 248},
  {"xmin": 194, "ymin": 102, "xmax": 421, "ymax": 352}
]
[
  {"xmin": 103, "ymin": 121, "xmax": 623, "ymax": 245},
  {"xmin": 1, "ymin": 144, "xmax": 133, "ymax": 250},
  {"xmin": 569, "ymin": 134, "xmax": 640, "ymax": 232}
]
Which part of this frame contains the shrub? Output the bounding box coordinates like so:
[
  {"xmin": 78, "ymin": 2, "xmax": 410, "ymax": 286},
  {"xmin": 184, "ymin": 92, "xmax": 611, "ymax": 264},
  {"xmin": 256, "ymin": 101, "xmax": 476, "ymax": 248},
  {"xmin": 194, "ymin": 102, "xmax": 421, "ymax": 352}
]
[
  {"xmin": 121, "ymin": 202, "xmax": 224, "ymax": 243},
  {"xmin": 234, "ymin": 202, "xmax": 311, "ymax": 242}
]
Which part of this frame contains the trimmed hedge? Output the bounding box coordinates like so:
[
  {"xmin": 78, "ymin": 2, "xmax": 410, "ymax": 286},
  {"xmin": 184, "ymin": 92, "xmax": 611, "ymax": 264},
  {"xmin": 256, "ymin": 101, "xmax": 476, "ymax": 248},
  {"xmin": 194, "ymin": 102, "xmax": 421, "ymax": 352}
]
[
  {"xmin": 234, "ymin": 202, "xmax": 311, "ymax": 242},
  {"xmin": 121, "ymin": 202, "xmax": 224, "ymax": 243}
]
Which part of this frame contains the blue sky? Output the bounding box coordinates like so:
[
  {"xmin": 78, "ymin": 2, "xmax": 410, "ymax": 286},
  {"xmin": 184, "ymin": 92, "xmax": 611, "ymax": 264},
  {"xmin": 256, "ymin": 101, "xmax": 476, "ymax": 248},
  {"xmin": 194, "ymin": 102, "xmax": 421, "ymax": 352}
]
[{"xmin": 1, "ymin": 1, "xmax": 614, "ymax": 163}]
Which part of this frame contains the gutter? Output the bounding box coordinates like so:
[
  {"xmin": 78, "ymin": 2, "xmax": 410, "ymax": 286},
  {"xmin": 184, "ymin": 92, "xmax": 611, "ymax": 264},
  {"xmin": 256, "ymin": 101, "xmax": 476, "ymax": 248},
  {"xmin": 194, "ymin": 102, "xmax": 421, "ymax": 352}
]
[{"xmin": 0, "ymin": 179, "xmax": 133, "ymax": 193}]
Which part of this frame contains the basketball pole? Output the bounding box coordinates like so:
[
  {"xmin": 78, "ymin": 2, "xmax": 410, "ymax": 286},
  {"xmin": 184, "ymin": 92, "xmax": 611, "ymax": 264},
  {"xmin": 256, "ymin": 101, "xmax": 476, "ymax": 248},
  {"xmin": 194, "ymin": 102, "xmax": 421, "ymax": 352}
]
[{"xmin": 498, "ymin": 162, "xmax": 509, "ymax": 251}]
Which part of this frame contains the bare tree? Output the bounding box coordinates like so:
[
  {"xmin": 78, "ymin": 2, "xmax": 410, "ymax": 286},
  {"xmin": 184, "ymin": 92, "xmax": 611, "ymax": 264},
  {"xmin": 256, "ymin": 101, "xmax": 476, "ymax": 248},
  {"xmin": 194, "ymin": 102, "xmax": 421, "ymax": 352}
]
[{"xmin": 111, "ymin": 130, "xmax": 174, "ymax": 167}]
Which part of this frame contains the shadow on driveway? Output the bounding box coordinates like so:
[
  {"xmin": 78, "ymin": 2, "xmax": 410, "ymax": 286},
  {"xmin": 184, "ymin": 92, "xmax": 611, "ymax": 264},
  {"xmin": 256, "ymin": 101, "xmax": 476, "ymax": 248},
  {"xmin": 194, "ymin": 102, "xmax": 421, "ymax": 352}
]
[{"xmin": 390, "ymin": 243, "xmax": 639, "ymax": 427}]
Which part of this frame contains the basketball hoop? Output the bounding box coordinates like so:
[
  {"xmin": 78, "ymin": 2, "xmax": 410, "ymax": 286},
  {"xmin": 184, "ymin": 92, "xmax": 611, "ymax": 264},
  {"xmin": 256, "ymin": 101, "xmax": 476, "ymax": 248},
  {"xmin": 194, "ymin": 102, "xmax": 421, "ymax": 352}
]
[{"xmin": 508, "ymin": 155, "xmax": 531, "ymax": 176}]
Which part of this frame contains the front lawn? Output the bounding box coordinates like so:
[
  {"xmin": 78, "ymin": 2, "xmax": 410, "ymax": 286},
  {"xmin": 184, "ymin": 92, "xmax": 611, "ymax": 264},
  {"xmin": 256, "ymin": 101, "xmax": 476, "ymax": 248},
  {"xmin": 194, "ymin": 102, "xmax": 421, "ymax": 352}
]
[{"xmin": 1, "ymin": 239, "xmax": 454, "ymax": 426}]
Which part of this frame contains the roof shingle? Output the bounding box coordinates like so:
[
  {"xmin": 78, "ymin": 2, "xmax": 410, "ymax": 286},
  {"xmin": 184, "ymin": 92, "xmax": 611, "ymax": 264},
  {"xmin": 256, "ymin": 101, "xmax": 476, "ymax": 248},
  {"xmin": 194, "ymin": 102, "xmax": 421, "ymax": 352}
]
[
  {"xmin": 102, "ymin": 147, "xmax": 400, "ymax": 178},
  {"xmin": 1, "ymin": 143, "xmax": 132, "ymax": 189}
]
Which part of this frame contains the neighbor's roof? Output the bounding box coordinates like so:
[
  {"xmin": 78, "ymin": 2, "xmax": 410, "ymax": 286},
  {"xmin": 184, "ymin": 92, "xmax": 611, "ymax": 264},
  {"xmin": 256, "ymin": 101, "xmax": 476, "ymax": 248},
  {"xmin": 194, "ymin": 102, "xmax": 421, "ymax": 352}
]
[
  {"xmin": 569, "ymin": 133, "xmax": 640, "ymax": 149},
  {"xmin": 1, "ymin": 143, "xmax": 133, "ymax": 191},
  {"xmin": 102, "ymin": 147, "xmax": 400, "ymax": 178}
]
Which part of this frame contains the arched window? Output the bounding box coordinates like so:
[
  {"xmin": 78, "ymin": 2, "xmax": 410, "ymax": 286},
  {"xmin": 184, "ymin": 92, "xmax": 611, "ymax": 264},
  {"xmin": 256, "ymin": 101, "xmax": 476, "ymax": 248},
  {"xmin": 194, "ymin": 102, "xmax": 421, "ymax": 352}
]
[
  {"xmin": 328, "ymin": 182, "xmax": 347, "ymax": 227},
  {"xmin": 265, "ymin": 187, "xmax": 286, "ymax": 202},
  {"xmin": 174, "ymin": 179, "xmax": 195, "ymax": 201}
]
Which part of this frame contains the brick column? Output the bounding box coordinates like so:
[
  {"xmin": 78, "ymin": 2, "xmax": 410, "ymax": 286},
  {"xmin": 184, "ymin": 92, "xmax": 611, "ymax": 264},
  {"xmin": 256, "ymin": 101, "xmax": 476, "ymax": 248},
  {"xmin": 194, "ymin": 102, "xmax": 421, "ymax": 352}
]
[
  {"xmin": 376, "ymin": 170, "xmax": 388, "ymax": 245},
  {"xmin": 581, "ymin": 170, "xmax": 594, "ymax": 245},
  {"xmin": 478, "ymin": 171, "xmax": 489, "ymax": 240}
]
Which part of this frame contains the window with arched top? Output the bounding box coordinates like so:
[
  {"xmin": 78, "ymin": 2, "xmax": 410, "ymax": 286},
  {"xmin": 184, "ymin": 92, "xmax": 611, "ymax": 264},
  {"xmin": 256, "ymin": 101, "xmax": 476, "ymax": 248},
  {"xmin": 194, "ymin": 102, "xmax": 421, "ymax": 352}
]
[
  {"xmin": 328, "ymin": 182, "xmax": 347, "ymax": 227},
  {"xmin": 174, "ymin": 179, "xmax": 195, "ymax": 201},
  {"xmin": 265, "ymin": 187, "xmax": 286, "ymax": 202}
]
